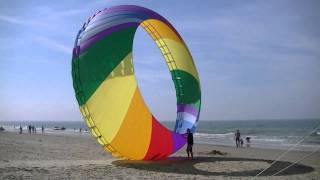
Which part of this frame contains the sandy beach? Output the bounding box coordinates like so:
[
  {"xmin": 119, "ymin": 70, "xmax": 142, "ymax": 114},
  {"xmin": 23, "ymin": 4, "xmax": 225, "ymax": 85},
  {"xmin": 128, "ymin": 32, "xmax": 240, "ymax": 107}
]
[{"xmin": 0, "ymin": 131, "xmax": 319, "ymax": 180}]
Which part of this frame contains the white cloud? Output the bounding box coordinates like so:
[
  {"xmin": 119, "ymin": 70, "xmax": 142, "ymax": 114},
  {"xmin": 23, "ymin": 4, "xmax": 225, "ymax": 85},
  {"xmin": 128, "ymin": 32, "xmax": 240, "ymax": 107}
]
[
  {"xmin": 0, "ymin": 15, "xmax": 49, "ymax": 27},
  {"xmin": 36, "ymin": 6, "xmax": 88, "ymax": 19},
  {"xmin": 34, "ymin": 36, "xmax": 71, "ymax": 55},
  {"xmin": 0, "ymin": 15, "xmax": 23, "ymax": 24},
  {"xmin": 135, "ymin": 69, "xmax": 171, "ymax": 83}
]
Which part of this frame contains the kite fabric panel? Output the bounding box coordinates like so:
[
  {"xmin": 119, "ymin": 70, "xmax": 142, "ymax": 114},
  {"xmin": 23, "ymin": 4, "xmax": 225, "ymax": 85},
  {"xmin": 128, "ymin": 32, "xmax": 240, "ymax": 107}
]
[{"xmin": 72, "ymin": 5, "xmax": 201, "ymax": 160}]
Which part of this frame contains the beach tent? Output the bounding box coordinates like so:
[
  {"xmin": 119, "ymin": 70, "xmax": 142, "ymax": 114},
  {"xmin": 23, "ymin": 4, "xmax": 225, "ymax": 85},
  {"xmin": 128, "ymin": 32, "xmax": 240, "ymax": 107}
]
[{"xmin": 72, "ymin": 5, "xmax": 201, "ymax": 160}]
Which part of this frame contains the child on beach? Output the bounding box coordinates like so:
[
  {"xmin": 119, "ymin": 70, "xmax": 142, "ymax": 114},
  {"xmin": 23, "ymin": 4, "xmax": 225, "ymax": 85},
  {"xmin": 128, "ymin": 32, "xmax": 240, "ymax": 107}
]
[{"xmin": 246, "ymin": 137, "xmax": 251, "ymax": 147}]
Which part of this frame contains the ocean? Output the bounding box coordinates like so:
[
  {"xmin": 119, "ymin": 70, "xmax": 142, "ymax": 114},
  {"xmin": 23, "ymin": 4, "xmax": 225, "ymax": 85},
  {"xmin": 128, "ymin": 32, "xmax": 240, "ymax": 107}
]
[{"xmin": 1, "ymin": 119, "xmax": 319, "ymax": 152}]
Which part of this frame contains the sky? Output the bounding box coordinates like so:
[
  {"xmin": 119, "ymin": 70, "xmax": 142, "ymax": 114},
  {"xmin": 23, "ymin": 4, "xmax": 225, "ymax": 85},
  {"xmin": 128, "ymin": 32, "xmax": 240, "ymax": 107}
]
[{"xmin": 0, "ymin": 0, "xmax": 319, "ymax": 121}]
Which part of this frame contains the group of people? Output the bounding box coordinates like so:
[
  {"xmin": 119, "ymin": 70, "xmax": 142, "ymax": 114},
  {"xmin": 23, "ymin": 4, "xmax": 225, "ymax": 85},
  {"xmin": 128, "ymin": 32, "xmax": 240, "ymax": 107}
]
[
  {"xmin": 15, "ymin": 124, "xmax": 247, "ymax": 159},
  {"xmin": 28, "ymin": 125, "xmax": 37, "ymax": 134},
  {"xmin": 235, "ymin": 129, "xmax": 251, "ymax": 148},
  {"xmin": 184, "ymin": 128, "xmax": 252, "ymax": 159},
  {"xmin": 74, "ymin": 128, "xmax": 88, "ymax": 133},
  {"xmin": 19, "ymin": 125, "xmax": 45, "ymax": 134}
]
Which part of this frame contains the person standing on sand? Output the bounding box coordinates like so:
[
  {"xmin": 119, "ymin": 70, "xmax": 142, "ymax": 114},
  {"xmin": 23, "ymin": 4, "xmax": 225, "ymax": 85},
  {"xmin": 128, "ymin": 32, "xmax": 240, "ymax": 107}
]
[
  {"xmin": 41, "ymin": 125, "xmax": 44, "ymax": 134},
  {"xmin": 246, "ymin": 137, "xmax": 251, "ymax": 147},
  {"xmin": 186, "ymin": 129, "xmax": 194, "ymax": 159},
  {"xmin": 235, "ymin": 129, "xmax": 241, "ymax": 148},
  {"xmin": 19, "ymin": 126, "xmax": 22, "ymax": 134}
]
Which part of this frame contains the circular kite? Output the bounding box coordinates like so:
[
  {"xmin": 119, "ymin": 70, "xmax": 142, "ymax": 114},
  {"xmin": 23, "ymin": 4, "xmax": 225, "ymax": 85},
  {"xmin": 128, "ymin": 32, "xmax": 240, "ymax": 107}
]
[{"xmin": 72, "ymin": 5, "xmax": 201, "ymax": 160}]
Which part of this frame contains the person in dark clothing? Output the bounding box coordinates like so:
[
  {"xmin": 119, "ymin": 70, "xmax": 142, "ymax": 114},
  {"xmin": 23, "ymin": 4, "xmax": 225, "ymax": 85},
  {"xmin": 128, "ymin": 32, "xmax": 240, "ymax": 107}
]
[
  {"xmin": 246, "ymin": 137, "xmax": 251, "ymax": 147},
  {"xmin": 246, "ymin": 137, "xmax": 251, "ymax": 143},
  {"xmin": 186, "ymin": 129, "xmax": 194, "ymax": 158},
  {"xmin": 235, "ymin": 129, "xmax": 241, "ymax": 148}
]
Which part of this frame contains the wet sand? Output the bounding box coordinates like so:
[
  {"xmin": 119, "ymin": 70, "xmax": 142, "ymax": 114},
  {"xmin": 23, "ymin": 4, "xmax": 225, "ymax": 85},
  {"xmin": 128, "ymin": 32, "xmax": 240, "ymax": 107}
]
[{"xmin": 0, "ymin": 131, "xmax": 319, "ymax": 179}]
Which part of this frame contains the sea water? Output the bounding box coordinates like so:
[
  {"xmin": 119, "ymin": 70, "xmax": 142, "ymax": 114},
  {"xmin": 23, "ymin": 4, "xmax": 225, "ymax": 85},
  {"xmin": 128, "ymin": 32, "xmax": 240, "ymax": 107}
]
[
  {"xmin": 1, "ymin": 119, "xmax": 319, "ymax": 152},
  {"xmin": 164, "ymin": 119, "xmax": 320, "ymax": 151}
]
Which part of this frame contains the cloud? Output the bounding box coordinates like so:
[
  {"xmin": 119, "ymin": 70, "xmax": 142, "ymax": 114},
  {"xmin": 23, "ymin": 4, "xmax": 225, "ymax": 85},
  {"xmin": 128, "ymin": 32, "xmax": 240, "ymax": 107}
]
[
  {"xmin": 56, "ymin": 9, "xmax": 87, "ymax": 17},
  {"xmin": 0, "ymin": 15, "xmax": 23, "ymax": 24},
  {"xmin": 0, "ymin": 6, "xmax": 87, "ymax": 29},
  {"xmin": 33, "ymin": 36, "xmax": 71, "ymax": 55},
  {"xmin": 135, "ymin": 69, "xmax": 170, "ymax": 83},
  {"xmin": 0, "ymin": 15, "xmax": 48, "ymax": 27},
  {"xmin": 36, "ymin": 6, "xmax": 88, "ymax": 19}
]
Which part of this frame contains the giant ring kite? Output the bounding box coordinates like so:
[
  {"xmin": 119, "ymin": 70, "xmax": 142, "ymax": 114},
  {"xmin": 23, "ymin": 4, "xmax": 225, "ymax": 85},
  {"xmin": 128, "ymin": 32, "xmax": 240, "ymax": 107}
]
[{"xmin": 72, "ymin": 5, "xmax": 201, "ymax": 160}]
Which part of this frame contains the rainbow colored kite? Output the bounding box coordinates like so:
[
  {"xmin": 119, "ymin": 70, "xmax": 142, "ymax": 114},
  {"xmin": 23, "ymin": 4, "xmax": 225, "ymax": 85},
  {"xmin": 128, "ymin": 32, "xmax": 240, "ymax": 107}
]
[{"xmin": 72, "ymin": 5, "xmax": 201, "ymax": 160}]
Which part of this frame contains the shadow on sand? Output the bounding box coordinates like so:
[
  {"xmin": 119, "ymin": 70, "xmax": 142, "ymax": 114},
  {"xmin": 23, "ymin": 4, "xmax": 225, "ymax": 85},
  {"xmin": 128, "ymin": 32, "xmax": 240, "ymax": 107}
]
[{"xmin": 112, "ymin": 156, "xmax": 314, "ymax": 177}]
